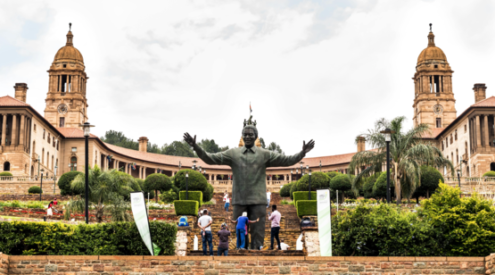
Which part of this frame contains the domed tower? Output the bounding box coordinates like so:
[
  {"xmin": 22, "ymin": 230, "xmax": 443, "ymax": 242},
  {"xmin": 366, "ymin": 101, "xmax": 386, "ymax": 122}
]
[
  {"xmin": 413, "ymin": 24, "xmax": 456, "ymax": 129},
  {"xmin": 44, "ymin": 23, "xmax": 89, "ymax": 129}
]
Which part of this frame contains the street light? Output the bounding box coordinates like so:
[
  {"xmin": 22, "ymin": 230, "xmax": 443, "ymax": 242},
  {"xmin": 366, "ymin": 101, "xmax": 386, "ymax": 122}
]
[
  {"xmin": 308, "ymin": 169, "xmax": 312, "ymax": 200},
  {"xmin": 300, "ymin": 162, "xmax": 304, "ymax": 177},
  {"xmin": 81, "ymin": 122, "xmax": 94, "ymax": 224},
  {"xmin": 39, "ymin": 168, "xmax": 44, "ymax": 201},
  {"xmin": 192, "ymin": 160, "xmax": 197, "ymax": 171},
  {"xmin": 37, "ymin": 157, "xmax": 40, "ymax": 179},
  {"xmin": 457, "ymin": 169, "xmax": 461, "ymax": 191},
  {"xmin": 178, "ymin": 161, "xmax": 182, "ymax": 170},
  {"xmin": 290, "ymin": 169, "xmax": 293, "ymax": 181},
  {"xmin": 380, "ymin": 128, "xmax": 395, "ymax": 204},
  {"xmin": 53, "ymin": 165, "xmax": 58, "ymax": 194},
  {"xmin": 319, "ymin": 160, "xmax": 322, "ymax": 172},
  {"xmin": 185, "ymin": 171, "xmax": 189, "ymax": 200}
]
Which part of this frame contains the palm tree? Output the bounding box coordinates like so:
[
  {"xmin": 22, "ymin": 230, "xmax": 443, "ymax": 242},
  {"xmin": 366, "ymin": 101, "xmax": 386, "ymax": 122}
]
[
  {"xmin": 349, "ymin": 116, "xmax": 453, "ymax": 204},
  {"xmin": 67, "ymin": 165, "xmax": 136, "ymax": 223}
]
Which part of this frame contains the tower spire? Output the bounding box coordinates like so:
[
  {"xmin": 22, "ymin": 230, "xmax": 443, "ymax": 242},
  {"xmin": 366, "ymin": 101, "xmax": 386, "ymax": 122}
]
[
  {"xmin": 66, "ymin": 23, "xmax": 73, "ymax": 46},
  {"xmin": 427, "ymin": 23, "xmax": 435, "ymax": 47},
  {"xmin": 429, "ymin": 23, "xmax": 432, "ymax": 32},
  {"xmin": 69, "ymin": 22, "xmax": 72, "ymax": 31}
]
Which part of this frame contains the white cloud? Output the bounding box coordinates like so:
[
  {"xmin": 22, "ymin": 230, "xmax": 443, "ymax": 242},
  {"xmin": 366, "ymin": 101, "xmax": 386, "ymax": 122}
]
[{"xmin": 0, "ymin": 0, "xmax": 494, "ymax": 158}]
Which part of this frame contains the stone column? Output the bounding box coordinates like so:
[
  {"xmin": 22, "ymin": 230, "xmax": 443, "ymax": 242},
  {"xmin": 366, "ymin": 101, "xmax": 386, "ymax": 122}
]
[
  {"xmin": 142, "ymin": 167, "xmax": 146, "ymax": 179},
  {"xmin": 139, "ymin": 166, "xmax": 142, "ymax": 179},
  {"xmin": 484, "ymin": 116, "xmax": 490, "ymax": 147},
  {"xmin": 155, "ymin": 168, "xmax": 157, "ymax": 174},
  {"xmin": 303, "ymin": 228, "xmax": 320, "ymax": 256},
  {"xmin": 1, "ymin": 114, "xmax": 6, "ymax": 146},
  {"xmin": 19, "ymin": 115, "xmax": 25, "ymax": 147},
  {"xmin": 11, "ymin": 114, "xmax": 17, "ymax": 146},
  {"xmin": 476, "ymin": 116, "xmax": 482, "ymax": 148},
  {"xmin": 174, "ymin": 227, "xmax": 190, "ymax": 256}
]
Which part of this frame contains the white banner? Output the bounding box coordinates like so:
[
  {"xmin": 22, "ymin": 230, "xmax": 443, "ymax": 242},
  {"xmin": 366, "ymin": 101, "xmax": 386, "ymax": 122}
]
[
  {"xmin": 317, "ymin": 189, "xmax": 332, "ymax": 256},
  {"xmin": 131, "ymin": 192, "xmax": 154, "ymax": 256}
]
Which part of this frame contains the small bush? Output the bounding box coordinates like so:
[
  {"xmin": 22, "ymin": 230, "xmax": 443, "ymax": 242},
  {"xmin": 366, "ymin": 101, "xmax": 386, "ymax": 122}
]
[
  {"xmin": 289, "ymin": 181, "xmax": 298, "ymax": 200},
  {"xmin": 280, "ymin": 182, "xmax": 294, "ymax": 197},
  {"xmin": 160, "ymin": 189, "xmax": 177, "ymax": 203},
  {"xmin": 28, "ymin": 186, "xmax": 42, "ymax": 194},
  {"xmin": 293, "ymin": 191, "xmax": 316, "ymax": 204},
  {"xmin": 0, "ymin": 172, "xmax": 13, "ymax": 177},
  {"xmin": 11, "ymin": 200, "xmax": 21, "ymax": 208},
  {"xmin": 179, "ymin": 191, "xmax": 203, "ymax": 206},
  {"xmin": 363, "ymin": 173, "xmax": 381, "ymax": 199},
  {"xmin": 144, "ymin": 173, "xmax": 172, "ymax": 202},
  {"xmin": 203, "ymin": 183, "xmax": 214, "ymax": 202},
  {"xmin": 373, "ymin": 172, "xmax": 395, "ymax": 201},
  {"xmin": 294, "ymin": 172, "xmax": 331, "ymax": 192},
  {"xmin": 26, "ymin": 201, "xmax": 44, "ymax": 209},
  {"xmin": 330, "ymin": 174, "xmax": 352, "ymax": 191},
  {"xmin": 296, "ymin": 200, "xmax": 317, "ymax": 217},
  {"xmin": 174, "ymin": 200, "xmax": 199, "ymax": 216},
  {"xmin": 326, "ymin": 171, "xmax": 341, "ymax": 179},
  {"xmin": 482, "ymin": 171, "xmax": 495, "ymax": 177},
  {"xmin": 413, "ymin": 166, "xmax": 444, "ymax": 200},
  {"xmin": 58, "ymin": 171, "xmax": 83, "ymax": 196}
]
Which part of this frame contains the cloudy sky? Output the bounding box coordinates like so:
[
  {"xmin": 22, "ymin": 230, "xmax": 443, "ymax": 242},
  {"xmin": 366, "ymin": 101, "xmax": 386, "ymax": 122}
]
[{"xmin": 0, "ymin": 0, "xmax": 494, "ymax": 158}]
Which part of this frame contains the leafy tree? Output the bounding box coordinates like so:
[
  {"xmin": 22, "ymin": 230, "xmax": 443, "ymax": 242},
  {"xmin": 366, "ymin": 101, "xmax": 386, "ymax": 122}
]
[
  {"xmin": 161, "ymin": 141, "xmax": 195, "ymax": 157},
  {"xmin": 413, "ymin": 166, "xmax": 444, "ymax": 202},
  {"xmin": 101, "ymin": 130, "xmax": 138, "ymax": 150},
  {"xmin": 330, "ymin": 174, "xmax": 352, "ymax": 201},
  {"xmin": 144, "ymin": 173, "xmax": 172, "ymax": 202},
  {"xmin": 363, "ymin": 172, "xmax": 381, "ymax": 199},
  {"xmin": 349, "ymin": 116, "xmax": 453, "ymax": 205},
  {"xmin": 280, "ymin": 182, "xmax": 295, "ymax": 197},
  {"xmin": 294, "ymin": 172, "xmax": 331, "ymax": 192},
  {"xmin": 267, "ymin": 142, "xmax": 284, "ymax": 154},
  {"xmin": 259, "ymin": 138, "xmax": 266, "ymax": 148},
  {"xmin": 198, "ymin": 139, "xmax": 221, "ymax": 153},
  {"xmin": 372, "ymin": 172, "xmax": 395, "ymax": 201},
  {"xmin": 220, "ymin": 146, "xmax": 229, "ymax": 152},
  {"xmin": 147, "ymin": 143, "xmax": 161, "ymax": 153},
  {"xmin": 69, "ymin": 166, "xmax": 134, "ymax": 223},
  {"xmin": 174, "ymin": 169, "xmax": 212, "ymax": 202},
  {"xmin": 326, "ymin": 171, "xmax": 341, "ymax": 179},
  {"xmin": 58, "ymin": 171, "xmax": 84, "ymax": 196}
]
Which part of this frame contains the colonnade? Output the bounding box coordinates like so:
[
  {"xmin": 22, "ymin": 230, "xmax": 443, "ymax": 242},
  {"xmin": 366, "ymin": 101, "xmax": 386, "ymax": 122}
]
[
  {"xmin": 0, "ymin": 113, "xmax": 32, "ymax": 153},
  {"xmin": 469, "ymin": 114, "xmax": 495, "ymax": 154}
]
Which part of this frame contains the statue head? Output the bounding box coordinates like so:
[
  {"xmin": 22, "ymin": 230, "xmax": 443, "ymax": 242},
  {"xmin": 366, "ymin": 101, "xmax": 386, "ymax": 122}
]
[{"xmin": 242, "ymin": 125, "xmax": 258, "ymax": 148}]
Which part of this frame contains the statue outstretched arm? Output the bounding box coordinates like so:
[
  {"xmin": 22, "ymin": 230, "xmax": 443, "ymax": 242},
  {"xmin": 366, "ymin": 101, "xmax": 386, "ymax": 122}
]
[
  {"xmin": 183, "ymin": 132, "xmax": 232, "ymax": 165},
  {"xmin": 267, "ymin": 139, "xmax": 315, "ymax": 167}
]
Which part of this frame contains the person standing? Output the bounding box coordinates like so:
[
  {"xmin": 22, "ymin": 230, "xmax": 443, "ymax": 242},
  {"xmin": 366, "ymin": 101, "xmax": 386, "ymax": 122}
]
[
  {"xmin": 47, "ymin": 201, "xmax": 54, "ymax": 217},
  {"xmin": 224, "ymin": 192, "xmax": 230, "ymax": 212},
  {"xmin": 198, "ymin": 209, "xmax": 213, "ymax": 255},
  {"xmin": 217, "ymin": 223, "xmax": 231, "ymax": 256},
  {"xmin": 231, "ymin": 212, "xmax": 259, "ymax": 249},
  {"xmin": 269, "ymin": 205, "xmax": 281, "ymax": 250},
  {"xmin": 266, "ymin": 190, "xmax": 271, "ymax": 208}
]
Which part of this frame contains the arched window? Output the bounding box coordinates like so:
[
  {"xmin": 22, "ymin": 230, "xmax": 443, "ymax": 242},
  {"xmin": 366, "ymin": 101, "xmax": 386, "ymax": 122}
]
[
  {"xmin": 491, "ymin": 163, "xmax": 495, "ymax": 172},
  {"xmin": 47, "ymin": 152, "xmax": 49, "ymax": 168},
  {"xmin": 4, "ymin": 162, "xmax": 10, "ymax": 171},
  {"xmin": 70, "ymin": 157, "xmax": 77, "ymax": 171},
  {"xmin": 30, "ymin": 165, "xmax": 34, "ymax": 176},
  {"xmin": 455, "ymin": 130, "xmax": 458, "ymax": 141}
]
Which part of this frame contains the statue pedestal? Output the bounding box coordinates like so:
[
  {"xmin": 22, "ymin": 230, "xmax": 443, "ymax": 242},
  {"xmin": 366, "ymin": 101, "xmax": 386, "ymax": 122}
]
[
  {"xmin": 302, "ymin": 226, "xmax": 320, "ymax": 256},
  {"xmin": 175, "ymin": 226, "xmax": 190, "ymax": 256}
]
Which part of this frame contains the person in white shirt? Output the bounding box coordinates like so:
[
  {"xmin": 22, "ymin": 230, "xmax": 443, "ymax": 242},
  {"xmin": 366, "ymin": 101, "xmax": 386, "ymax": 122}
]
[
  {"xmin": 198, "ymin": 209, "xmax": 213, "ymax": 255},
  {"xmin": 280, "ymin": 239, "xmax": 290, "ymax": 251},
  {"xmin": 223, "ymin": 191, "xmax": 230, "ymax": 212},
  {"xmin": 266, "ymin": 190, "xmax": 271, "ymax": 208}
]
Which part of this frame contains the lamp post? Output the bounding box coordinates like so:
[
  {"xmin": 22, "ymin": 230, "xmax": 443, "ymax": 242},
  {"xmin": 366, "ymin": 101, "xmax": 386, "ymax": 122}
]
[
  {"xmin": 192, "ymin": 160, "xmax": 197, "ymax": 171},
  {"xmin": 380, "ymin": 128, "xmax": 395, "ymax": 204},
  {"xmin": 53, "ymin": 165, "xmax": 58, "ymax": 194},
  {"xmin": 81, "ymin": 122, "xmax": 94, "ymax": 224},
  {"xmin": 39, "ymin": 169, "xmax": 44, "ymax": 201},
  {"xmin": 178, "ymin": 161, "xmax": 181, "ymax": 170},
  {"xmin": 185, "ymin": 171, "xmax": 189, "ymax": 200},
  {"xmin": 308, "ymin": 169, "xmax": 312, "ymax": 200},
  {"xmin": 457, "ymin": 169, "xmax": 461, "ymax": 190},
  {"xmin": 319, "ymin": 160, "xmax": 322, "ymax": 172},
  {"xmin": 300, "ymin": 162, "xmax": 304, "ymax": 177},
  {"xmin": 290, "ymin": 169, "xmax": 293, "ymax": 182},
  {"xmin": 37, "ymin": 157, "xmax": 40, "ymax": 179}
]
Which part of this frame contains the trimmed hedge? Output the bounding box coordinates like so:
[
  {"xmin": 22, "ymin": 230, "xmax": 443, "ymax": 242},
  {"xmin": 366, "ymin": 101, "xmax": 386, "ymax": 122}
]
[
  {"xmin": 174, "ymin": 200, "xmax": 199, "ymax": 216},
  {"xmin": 174, "ymin": 170, "xmax": 213, "ymax": 201},
  {"xmin": 179, "ymin": 191, "xmax": 203, "ymax": 206},
  {"xmin": 28, "ymin": 186, "xmax": 42, "ymax": 194},
  {"xmin": 145, "ymin": 173, "xmax": 172, "ymax": 202},
  {"xmin": 293, "ymin": 191, "xmax": 316, "ymax": 204},
  {"xmin": 203, "ymin": 183, "xmax": 214, "ymax": 202},
  {"xmin": 0, "ymin": 221, "xmax": 177, "ymax": 255},
  {"xmin": 0, "ymin": 172, "xmax": 13, "ymax": 177},
  {"xmin": 58, "ymin": 171, "xmax": 83, "ymax": 196},
  {"xmin": 296, "ymin": 200, "xmax": 317, "ymax": 217},
  {"xmin": 330, "ymin": 174, "xmax": 352, "ymax": 191},
  {"xmin": 293, "ymin": 172, "xmax": 331, "ymax": 193},
  {"xmin": 482, "ymin": 171, "xmax": 495, "ymax": 177}
]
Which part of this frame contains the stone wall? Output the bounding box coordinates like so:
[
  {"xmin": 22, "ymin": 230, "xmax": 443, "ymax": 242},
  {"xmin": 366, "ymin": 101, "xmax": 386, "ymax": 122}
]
[
  {"xmin": 4, "ymin": 254, "xmax": 488, "ymax": 275},
  {"xmin": 0, "ymin": 253, "xmax": 7, "ymax": 275},
  {"xmin": 0, "ymin": 181, "xmax": 59, "ymax": 194}
]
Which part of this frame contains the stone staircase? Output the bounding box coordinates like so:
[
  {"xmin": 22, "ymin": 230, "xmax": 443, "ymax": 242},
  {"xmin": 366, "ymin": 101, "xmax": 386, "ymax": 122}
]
[{"xmin": 188, "ymin": 193, "xmax": 301, "ymax": 252}]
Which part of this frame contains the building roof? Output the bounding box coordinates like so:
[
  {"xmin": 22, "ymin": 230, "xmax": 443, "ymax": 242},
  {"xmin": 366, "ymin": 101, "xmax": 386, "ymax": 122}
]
[
  {"xmin": 471, "ymin": 96, "xmax": 495, "ymax": 107},
  {"xmin": 422, "ymin": 127, "xmax": 445, "ymax": 139},
  {"xmin": 0, "ymin": 95, "xmax": 29, "ymax": 106},
  {"xmin": 56, "ymin": 127, "xmax": 98, "ymax": 138},
  {"xmin": 417, "ymin": 31, "xmax": 447, "ymax": 65},
  {"xmin": 54, "ymin": 31, "xmax": 84, "ymax": 64}
]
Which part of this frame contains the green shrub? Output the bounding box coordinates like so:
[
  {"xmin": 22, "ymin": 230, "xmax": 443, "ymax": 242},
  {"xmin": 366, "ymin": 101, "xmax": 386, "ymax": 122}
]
[
  {"xmin": 28, "ymin": 186, "xmax": 42, "ymax": 194},
  {"xmin": 0, "ymin": 221, "xmax": 177, "ymax": 255},
  {"xmin": 293, "ymin": 191, "xmax": 316, "ymax": 204},
  {"xmin": 373, "ymin": 172, "xmax": 395, "ymax": 201},
  {"xmin": 330, "ymin": 174, "xmax": 352, "ymax": 191},
  {"xmin": 296, "ymin": 200, "xmax": 317, "ymax": 217},
  {"xmin": 174, "ymin": 169, "xmax": 209, "ymax": 194},
  {"xmin": 413, "ymin": 166, "xmax": 444, "ymax": 200},
  {"xmin": 145, "ymin": 173, "xmax": 172, "ymax": 202},
  {"xmin": 326, "ymin": 171, "xmax": 341, "ymax": 179},
  {"xmin": 179, "ymin": 191, "xmax": 203, "ymax": 206},
  {"xmin": 26, "ymin": 201, "xmax": 44, "ymax": 209},
  {"xmin": 482, "ymin": 171, "xmax": 495, "ymax": 177},
  {"xmin": 0, "ymin": 172, "xmax": 13, "ymax": 177},
  {"xmin": 174, "ymin": 200, "xmax": 199, "ymax": 216},
  {"xmin": 294, "ymin": 172, "xmax": 331, "ymax": 192},
  {"xmin": 289, "ymin": 180, "xmax": 298, "ymax": 200},
  {"xmin": 203, "ymin": 183, "xmax": 214, "ymax": 202},
  {"xmin": 58, "ymin": 171, "xmax": 83, "ymax": 196},
  {"xmin": 363, "ymin": 173, "xmax": 381, "ymax": 199},
  {"xmin": 280, "ymin": 182, "xmax": 294, "ymax": 197},
  {"xmin": 11, "ymin": 200, "xmax": 21, "ymax": 208},
  {"xmin": 345, "ymin": 199, "xmax": 356, "ymax": 203},
  {"xmin": 160, "ymin": 189, "xmax": 177, "ymax": 203},
  {"xmin": 139, "ymin": 178, "xmax": 155, "ymax": 200}
]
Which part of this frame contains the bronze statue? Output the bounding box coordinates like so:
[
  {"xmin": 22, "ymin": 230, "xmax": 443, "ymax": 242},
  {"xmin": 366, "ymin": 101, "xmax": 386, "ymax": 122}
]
[{"xmin": 184, "ymin": 120, "xmax": 314, "ymax": 250}]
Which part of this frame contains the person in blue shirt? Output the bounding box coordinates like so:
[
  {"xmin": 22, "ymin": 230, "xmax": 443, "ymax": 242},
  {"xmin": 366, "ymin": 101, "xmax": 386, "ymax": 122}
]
[{"xmin": 231, "ymin": 212, "xmax": 259, "ymax": 249}]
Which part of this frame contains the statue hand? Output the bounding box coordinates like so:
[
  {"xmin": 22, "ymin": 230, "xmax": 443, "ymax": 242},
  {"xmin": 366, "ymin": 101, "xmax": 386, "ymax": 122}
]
[
  {"xmin": 302, "ymin": 139, "xmax": 315, "ymax": 153},
  {"xmin": 183, "ymin": 133, "xmax": 196, "ymax": 147}
]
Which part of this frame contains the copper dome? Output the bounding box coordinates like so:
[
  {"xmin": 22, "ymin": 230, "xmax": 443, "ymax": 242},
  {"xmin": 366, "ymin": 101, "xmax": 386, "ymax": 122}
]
[
  {"xmin": 53, "ymin": 31, "xmax": 84, "ymax": 63},
  {"xmin": 417, "ymin": 31, "xmax": 447, "ymax": 65}
]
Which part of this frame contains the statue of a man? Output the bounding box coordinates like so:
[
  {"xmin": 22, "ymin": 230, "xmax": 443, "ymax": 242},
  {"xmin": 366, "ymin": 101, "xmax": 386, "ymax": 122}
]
[{"xmin": 184, "ymin": 125, "xmax": 315, "ymax": 250}]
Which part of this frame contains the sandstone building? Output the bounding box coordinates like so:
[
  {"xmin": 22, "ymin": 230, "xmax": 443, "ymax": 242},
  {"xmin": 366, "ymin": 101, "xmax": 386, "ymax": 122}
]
[{"xmin": 0, "ymin": 25, "xmax": 494, "ymax": 194}]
